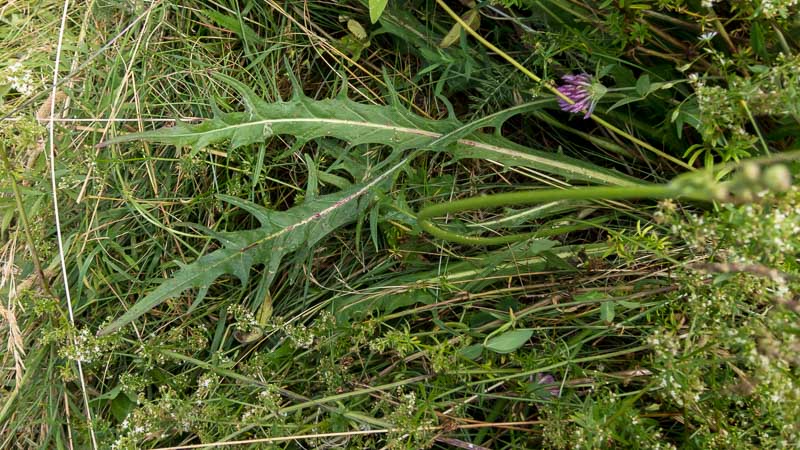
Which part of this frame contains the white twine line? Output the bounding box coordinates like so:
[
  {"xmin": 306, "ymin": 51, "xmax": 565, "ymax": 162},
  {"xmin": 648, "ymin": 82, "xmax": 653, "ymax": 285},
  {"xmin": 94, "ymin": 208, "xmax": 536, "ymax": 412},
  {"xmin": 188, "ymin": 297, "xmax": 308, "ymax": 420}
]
[
  {"xmin": 2, "ymin": 117, "xmax": 203, "ymax": 123},
  {"xmin": 47, "ymin": 1, "xmax": 98, "ymax": 448}
]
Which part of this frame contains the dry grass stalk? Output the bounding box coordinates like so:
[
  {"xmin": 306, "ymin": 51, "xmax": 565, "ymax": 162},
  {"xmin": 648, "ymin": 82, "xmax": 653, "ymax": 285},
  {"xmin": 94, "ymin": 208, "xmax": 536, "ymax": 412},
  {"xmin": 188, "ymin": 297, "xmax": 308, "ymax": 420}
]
[{"xmin": 0, "ymin": 238, "xmax": 26, "ymax": 387}]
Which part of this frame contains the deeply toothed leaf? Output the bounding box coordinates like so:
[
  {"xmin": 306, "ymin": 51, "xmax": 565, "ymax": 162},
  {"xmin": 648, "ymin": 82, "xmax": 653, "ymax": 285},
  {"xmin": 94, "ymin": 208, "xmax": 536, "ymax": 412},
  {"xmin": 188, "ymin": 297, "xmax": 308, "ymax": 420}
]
[{"xmin": 100, "ymin": 74, "xmax": 636, "ymax": 186}]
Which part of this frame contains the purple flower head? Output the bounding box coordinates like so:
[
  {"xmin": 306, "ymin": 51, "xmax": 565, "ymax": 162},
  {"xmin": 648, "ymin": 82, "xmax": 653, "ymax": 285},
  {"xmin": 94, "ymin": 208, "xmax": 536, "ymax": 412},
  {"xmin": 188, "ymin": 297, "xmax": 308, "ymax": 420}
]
[
  {"xmin": 556, "ymin": 73, "xmax": 605, "ymax": 119},
  {"xmin": 534, "ymin": 372, "xmax": 561, "ymax": 397}
]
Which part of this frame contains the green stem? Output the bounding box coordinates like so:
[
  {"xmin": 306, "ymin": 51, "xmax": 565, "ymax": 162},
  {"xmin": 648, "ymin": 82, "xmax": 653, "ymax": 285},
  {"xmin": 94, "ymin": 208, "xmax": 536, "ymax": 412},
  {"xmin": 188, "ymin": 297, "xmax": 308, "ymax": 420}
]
[
  {"xmin": 433, "ymin": 0, "xmax": 694, "ymax": 170},
  {"xmin": 460, "ymin": 344, "xmax": 651, "ymax": 385},
  {"xmin": 740, "ymin": 99, "xmax": 770, "ymax": 156},
  {"xmin": 770, "ymin": 22, "xmax": 793, "ymax": 56},
  {"xmin": 0, "ymin": 345, "xmax": 46, "ymax": 424},
  {"xmin": 711, "ymin": 15, "xmax": 737, "ymax": 54},
  {"xmin": 0, "ymin": 142, "xmax": 53, "ymax": 296},
  {"xmin": 417, "ymin": 184, "xmax": 681, "ymax": 245},
  {"xmin": 159, "ymin": 349, "xmax": 409, "ymax": 428},
  {"xmin": 531, "ymin": 111, "xmax": 634, "ymax": 158}
]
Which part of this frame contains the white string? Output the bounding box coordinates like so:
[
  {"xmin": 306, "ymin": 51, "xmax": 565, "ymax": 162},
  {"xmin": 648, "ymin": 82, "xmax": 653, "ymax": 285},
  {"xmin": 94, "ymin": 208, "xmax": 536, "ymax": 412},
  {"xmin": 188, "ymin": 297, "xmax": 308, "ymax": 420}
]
[
  {"xmin": 5, "ymin": 117, "xmax": 203, "ymax": 123},
  {"xmin": 47, "ymin": 1, "xmax": 98, "ymax": 448}
]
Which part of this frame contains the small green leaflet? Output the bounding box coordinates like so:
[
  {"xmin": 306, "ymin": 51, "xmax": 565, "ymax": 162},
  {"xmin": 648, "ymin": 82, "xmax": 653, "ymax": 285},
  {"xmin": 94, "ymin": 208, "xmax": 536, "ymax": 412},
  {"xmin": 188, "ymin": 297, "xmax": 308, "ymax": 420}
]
[
  {"xmin": 369, "ymin": 0, "xmax": 389, "ymax": 23},
  {"xmin": 600, "ymin": 301, "xmax": 615, "ymax": 323},
  {"xmin": 458, "ymin": 344, "xmax": 484, "ymax": 360},
  {"xmin": 635, "ymin": 74, "xmax": 650, "ymax": 97},
  {"xmin": 440, "ymin": 8, "xmax": 479, "ymax": 49},
  {"xmin": 347, "ymin": 19, "xmax": 368, "ymax": 40}
]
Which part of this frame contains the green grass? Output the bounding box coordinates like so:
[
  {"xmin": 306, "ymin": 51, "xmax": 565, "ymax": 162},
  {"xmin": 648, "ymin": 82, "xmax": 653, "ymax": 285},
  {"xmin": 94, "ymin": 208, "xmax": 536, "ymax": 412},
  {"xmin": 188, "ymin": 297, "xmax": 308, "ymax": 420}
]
[{"xmin": 1, "ymin": 0, "xmax": 799, "ymax": 448}]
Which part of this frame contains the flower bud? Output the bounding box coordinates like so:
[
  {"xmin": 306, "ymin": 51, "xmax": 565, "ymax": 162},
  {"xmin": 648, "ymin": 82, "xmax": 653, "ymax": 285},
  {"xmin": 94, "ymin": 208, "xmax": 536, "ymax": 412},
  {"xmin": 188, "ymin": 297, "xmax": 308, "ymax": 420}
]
[
  {"xmin": 711, "ymin": 184, "xmax": 730, "ymax": 202},
  {"xmin": 762, "ymin": 165, "xmax": 792, "ymax": 193},
  {"xmin": 736, "ymin": 189, "xmax": 754, "ymax": 203},
  {"xmin": 740, "ymin": 162, "xmax": 760, "ymax": 184}
]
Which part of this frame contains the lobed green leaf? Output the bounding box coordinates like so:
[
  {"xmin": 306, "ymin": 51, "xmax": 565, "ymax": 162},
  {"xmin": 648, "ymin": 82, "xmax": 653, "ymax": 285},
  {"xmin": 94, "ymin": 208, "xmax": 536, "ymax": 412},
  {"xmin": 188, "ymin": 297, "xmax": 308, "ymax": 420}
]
[{"xmin": 99, "ymin": 74, "xmax": 637, "ymax": 186}]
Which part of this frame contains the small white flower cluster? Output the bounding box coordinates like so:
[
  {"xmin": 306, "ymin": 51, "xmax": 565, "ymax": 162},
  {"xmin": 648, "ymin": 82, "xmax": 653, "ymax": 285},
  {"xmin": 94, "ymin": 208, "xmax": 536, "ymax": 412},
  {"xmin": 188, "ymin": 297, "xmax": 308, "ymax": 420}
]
[
  {"xmin": 385, "ymin": 389, "xmax": 436, "ymax": 449},
  {"xmin": 729, "ymin": 191, "xmax": 800, "ymax": 266},
  {"xmin": 239, "ymin": 406, "xmax": 257, "ymax": 426},
  {"xmin": 119, "ymin": 373, "xmax": 149, "ymax": 398},
  {"xmin": 284, "ymin": 321, "xmax": 315, "ymax": 349},
  {"xmin": 59, "ymin": 328, "xmax": 106, "ymax": 363},
  {"xmin": 397, "ymin": 392, "xmax": 417, "ymax": 417},
  {"xmin": 572, "ymin": 421, "xmax": 613, "ymax": 449},
  {"xmin": 257, "ymin": 384, "xmax": 282, "ymax": 411},
  {"xmin": 758, "ymin": 0, "xmax": 798, "ymax": 18},
  {"xmin": 231, "ymin": 304, "xmax": 258, "ymax": 332},
  {"xmin": 112, "ymin": 387, "xmax": 193, "ymax": 448},
  {"xmin": 113, "ymin": 408, "xmax": 154, "ymax": 449},
  {"xmin": 657, "ymin": 371, "xmax": 704, "ymax": 408},
  {"xmin": 648, "ymin": 329, "xmax": 681, "ymax": 357},
  {"xmin": 194, "ymin": 373, "xmax": 219, "ymax": 400},
  {"xmin": 3, "ymin": 61, "xmax": 35, "ymax": 97},
  {"xmin": 135, "ymin": 341, "xmax": 168, "ymax": 370}
]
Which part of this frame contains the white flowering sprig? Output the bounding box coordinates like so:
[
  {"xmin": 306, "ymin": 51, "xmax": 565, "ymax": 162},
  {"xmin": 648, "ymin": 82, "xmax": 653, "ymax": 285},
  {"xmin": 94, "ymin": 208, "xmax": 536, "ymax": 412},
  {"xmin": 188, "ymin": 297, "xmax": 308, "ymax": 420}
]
[
  {"xmin": 758, "ymin": 0, "xmax": 799, "ymax": 19},
  {"xmin": 2, "ymin": 61, "xmax": 35, "ymax": 97}
]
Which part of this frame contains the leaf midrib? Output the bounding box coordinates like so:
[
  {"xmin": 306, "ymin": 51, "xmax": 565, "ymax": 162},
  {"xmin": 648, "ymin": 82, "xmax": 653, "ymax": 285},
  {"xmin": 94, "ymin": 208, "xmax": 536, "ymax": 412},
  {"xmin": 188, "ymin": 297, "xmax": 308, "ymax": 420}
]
[
  {"xmin": 97, "ymin": 156, "xmax": 407, "ymax": 336},
  {"xmin": 153, "ymin": 117, "xmax": 632, "ymax": 186}
]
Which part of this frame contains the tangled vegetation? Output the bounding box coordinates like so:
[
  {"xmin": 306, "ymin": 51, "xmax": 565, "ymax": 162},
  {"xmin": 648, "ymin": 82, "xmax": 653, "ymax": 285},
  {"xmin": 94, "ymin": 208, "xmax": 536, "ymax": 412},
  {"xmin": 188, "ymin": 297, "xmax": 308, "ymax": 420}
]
[{"xmin": 1, "ymin": 0, "xmax": 798, "ymax": 448}]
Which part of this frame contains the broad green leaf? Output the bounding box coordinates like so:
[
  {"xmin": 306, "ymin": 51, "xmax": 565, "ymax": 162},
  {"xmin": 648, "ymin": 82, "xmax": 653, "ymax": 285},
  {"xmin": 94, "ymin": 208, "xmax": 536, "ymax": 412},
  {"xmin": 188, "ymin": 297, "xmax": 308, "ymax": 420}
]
[
  {"xmin": 647, "ymin": 80, "xmax": 679, "ymax": 93},
  {"xmin": 369, "ymin": 0, "xmax": 389, "ymax": 23},
  {"xmin": 383, "ymin": 289, "xmax": 436, "ymax": 315},
  {"xmin": 617, "ymin": 300, "xmax": 642, "ymax": 309},
  {"xmin": 670, "ymin": 101, "xmax": 701, "ymax": 138},
  {"xmin": 97, "ymin": 176, "xmax": 392, "ymax": 336},
  {"xmin": 485, "ymin": 329, "xmax": 533, "ymax": 354},
  {"xmin": 333, "ymin": 243, "xmax": 609, "ymax": 322},
  {"xmin": 110, "ymin": 392, "xmax": 136, "ymax": 422},
  {"xmin": 99, "ymin": 74, "xmax": 637, "ymax": 186},
  {"xmin": 89, "ymin": 385, "xmax": 123, "ymax": 403},
  {"xmin": 540, "ymin": 250, "xmax": 578, "ymax": 272}
]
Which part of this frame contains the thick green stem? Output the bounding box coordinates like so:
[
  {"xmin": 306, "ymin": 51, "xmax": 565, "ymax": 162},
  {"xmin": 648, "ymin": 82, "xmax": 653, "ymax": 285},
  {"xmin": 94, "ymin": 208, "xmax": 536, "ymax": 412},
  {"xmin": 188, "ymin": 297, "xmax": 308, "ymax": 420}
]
[{"xmin": 417, "ymin": 184, "xmax": 681, "ymax": 245}]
